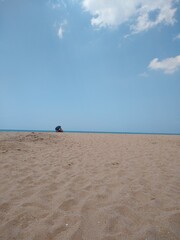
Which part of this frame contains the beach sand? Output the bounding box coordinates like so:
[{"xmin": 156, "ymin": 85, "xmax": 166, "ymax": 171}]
[{"xmin": 0, "ymin": 132, "xmax": 180, "ymax": 240}]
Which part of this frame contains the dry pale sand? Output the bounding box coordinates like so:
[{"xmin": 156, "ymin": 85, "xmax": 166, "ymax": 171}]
[{"xmin": 0, "ymin": 132, "xmax": 180, "ymax": 240}]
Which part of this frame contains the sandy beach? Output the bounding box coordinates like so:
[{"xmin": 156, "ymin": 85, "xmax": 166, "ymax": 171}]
[{"xmin": 0, "ymin": 132, "xmax": 180, "ymax": 240}]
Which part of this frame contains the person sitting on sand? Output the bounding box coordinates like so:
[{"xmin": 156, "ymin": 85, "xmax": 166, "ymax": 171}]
[{"xmin": 55, "ymin": 126, "xmax": 63, "ymax": 132}]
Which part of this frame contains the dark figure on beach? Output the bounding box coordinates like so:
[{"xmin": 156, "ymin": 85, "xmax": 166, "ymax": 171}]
[{"xmin": 55, "ymin": 126, "xmax": 63, "ymax": 132}]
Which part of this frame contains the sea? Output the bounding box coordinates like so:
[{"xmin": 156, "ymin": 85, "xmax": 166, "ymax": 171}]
[{"xmin": 0, "ymin": 129, "xmax": 180, "ymax": 136}]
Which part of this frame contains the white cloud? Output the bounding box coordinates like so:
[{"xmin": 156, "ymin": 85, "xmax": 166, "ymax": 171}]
[
  {"xmin": 82, "ymin": 0, "xmax": 177, "ymax": 33},
  {"xmin": 174, "ymin": 33, "xmax": 180, "ymax": 40},
  {"xmin": 55, "ymin": 20, "xmax": 67, "ymax": 39},
  {"xmin": 58, "ymin": 26, "xmax": 64, "ymax": 39},
  {"xmin": 148, "ymin": 55, "xmax": 180, "ymax": 74},
  {"xmin": 139, "ymin": 72, "xmax": 149, "ymax": 78},
  {"xmin": 49, "ymin": 0, "xmax": 66, "ymax": 9}
]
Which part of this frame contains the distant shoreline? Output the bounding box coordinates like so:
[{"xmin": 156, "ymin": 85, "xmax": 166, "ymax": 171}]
[{"xmin": 0, "ymin": 129, "xmax": 180, "ymax": 136}]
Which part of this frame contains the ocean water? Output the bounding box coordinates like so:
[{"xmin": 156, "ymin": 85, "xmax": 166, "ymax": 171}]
[
  {"xmin": 0, "ymin": 129, "xmax": 180, "ymax": 135},
  {"xmin": 0, "ymin": 129, "xmax": 54, "ymax": 133}
]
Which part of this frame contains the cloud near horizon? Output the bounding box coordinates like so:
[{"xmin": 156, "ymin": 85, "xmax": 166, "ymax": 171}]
[
  {"xmin": 148, "ymin": 56, "xmax": 180, "ymax": 74},
  {"xmin": 82, "ymin": 0, "xmax": 177, "ymax": 33}
]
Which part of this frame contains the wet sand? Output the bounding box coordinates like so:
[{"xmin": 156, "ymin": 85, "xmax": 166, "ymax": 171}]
[{"xmin": 0, "ymin": 132, "xmax": 180, "ymax": 240}]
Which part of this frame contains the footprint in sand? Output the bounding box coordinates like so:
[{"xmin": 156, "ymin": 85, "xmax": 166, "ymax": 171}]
[
  {"xmin": 0, "ymin": 202, "xmax": 10, "ymax": 213},
  {"xmin": 168, "ymin": 212, "xmax": 180, "ymax": 239},
  {"xmin": 112, "ymin": 162, "xmax": 119, "ymax": 166},
  {"xmin": 139, "ymin": 226, "xmax": 178, "ymax": 240},
  {"xmin": 59, "ymin": 198, "xmax": 77, "ymax": 211},
  {"xmin": 70, "ymin": 227, "xmax": 83, "ymax": 240}
]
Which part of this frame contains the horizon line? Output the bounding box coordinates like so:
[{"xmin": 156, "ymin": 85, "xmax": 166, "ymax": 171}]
[{"xmin": 0, "ymin": 129, "xmax": 180, "ymax": 136}]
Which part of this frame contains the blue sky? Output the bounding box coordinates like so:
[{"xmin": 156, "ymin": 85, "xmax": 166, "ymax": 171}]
[{"xmin": 0, "ymin": 0, "xmax": 180, "ymax": 133}]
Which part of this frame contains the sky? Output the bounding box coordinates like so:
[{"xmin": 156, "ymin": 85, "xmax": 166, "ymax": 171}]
[{"xmin": 0, "ymin": 0, "xmax": 180, "ymax": 133}]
